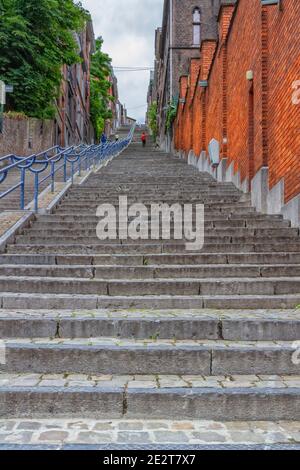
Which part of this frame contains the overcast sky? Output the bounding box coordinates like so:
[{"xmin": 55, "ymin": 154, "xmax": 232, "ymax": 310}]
[{"xmin": 81, "ymin": 0, "xmax": 164, "ymax": 123}]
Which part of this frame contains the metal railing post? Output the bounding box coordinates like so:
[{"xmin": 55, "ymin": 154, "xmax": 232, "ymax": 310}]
[
  {"xmin": 20, "ymin": 167, "xmax": 26, "ymax": 210},
  {"xmin": 51, "ymin": 161, "xmax": 55, "ymax": 193},
  {"xmin": 34, "ymin": 172, "xmax": 39, "ymax": 213},
  {"xmin": 71, "ymin": 162, "xmax": 74, "ymax": 184},
  {"xmin": 63, "ymin": 154, "xmax": 67, "ymax": 182}
]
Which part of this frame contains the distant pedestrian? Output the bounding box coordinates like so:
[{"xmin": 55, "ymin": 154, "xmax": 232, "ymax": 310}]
[
  {"xmin": 115, "ymin": 134, "xmax": 119, "ymax": 142},
  {"xmin": 141, "ymin": 132, "xmax": 147, "ymax": 147},
  {"xmin": 101, "ymin": 133, "xmax": 107, "ymax": 144}
]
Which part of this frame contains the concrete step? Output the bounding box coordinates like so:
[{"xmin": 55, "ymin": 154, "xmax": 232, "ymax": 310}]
[
  {"xmin": 56, "ymin": 198, "xmax": 246, "ymax": 209},
  {"xmin": 0, "ymin": 309, "xmax": 299, "ymax": 340},
  {"xmin": 3, "ymin": 264, "xmax": 300, "ymax": 280},
  {"xmin": 64, "ymin": 192, "xmax": 241, "ymax": 200},
  {"xmin": 23, "ymin": 225, "xmax": 295, "ymax": 239},
  {"xmin": 1, "ymin": 293, "xmax": 300, "ymax": 310},
  {"xmin": 18, "ymin": 228, "xmax": 299, "ymax": 241},
  {"xmin": 8, "ymin": 242, "xmax": 300, "ymax": 254},
  {"xmin": 2, "ymin": 275, "xmax": 300, "ymax": 296},
  {"xmin": 1, "ymin": 338, "xmax": 299, "ymax": 376},
  {"xmin": 55, "ymin": 199, "xmax": 252, "ymax": 207},
  {"xmin": 0, "ymin": 373, "xmax": 299, "ymax": 421},
  {"xmin": 3, "ymin": 252, "xmax": 300, "ymax": 266},
  {"xmin": 54, "ymin": 206, "xmax": 257, "ymax": 216},
  {"xmin": 30, "ymin": 219, "xmax": 290, "ymax": 230},
  {"xmin": 38, "ymin": 212, "xmax": 281, "ymax": 223}
]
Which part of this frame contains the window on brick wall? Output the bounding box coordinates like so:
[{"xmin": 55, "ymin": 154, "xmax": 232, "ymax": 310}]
[{"xmin": 193, "ymin": 8, "xmax": 201, "ymax": 46}]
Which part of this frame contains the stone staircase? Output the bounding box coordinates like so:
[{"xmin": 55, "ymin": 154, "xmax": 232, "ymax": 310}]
[{"xmin": 0, "ymin": 141, "xmax": 299, "ymax": 447}]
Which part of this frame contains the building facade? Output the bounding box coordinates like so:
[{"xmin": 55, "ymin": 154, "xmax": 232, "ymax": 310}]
[
  {"xmin": 149, "ymin": 0, "xmax": 220, "ymax": 150},
  {"xmin": 55, "ymin": 21, "xmax": 95, "ymax": 147},
  {"xmin": 174, "ymin": 0, "xmax": 300, "ymax": 226},
  {"xmin": 105, "ymin": 71, "xmax": 135, "ymax": 136}
]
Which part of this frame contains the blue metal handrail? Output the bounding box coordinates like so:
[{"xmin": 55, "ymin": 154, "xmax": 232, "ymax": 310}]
[{"xmin": 0, "ymin": 124, "xmax": 135, "ymax": 212}]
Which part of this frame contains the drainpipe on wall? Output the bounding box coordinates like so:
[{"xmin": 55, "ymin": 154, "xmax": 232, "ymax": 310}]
[
  {"xmin": 168, "ymin": 0, "xmax": 173, "ymax": 153},
  {"xmin": 170, "ymin": 0, "xmax": 173, "ymax": 100}
]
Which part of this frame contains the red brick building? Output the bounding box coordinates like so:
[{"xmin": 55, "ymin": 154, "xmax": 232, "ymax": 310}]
[{"xmin": 174, "ymin": 0, "xmax": 300, "ymax": 226}]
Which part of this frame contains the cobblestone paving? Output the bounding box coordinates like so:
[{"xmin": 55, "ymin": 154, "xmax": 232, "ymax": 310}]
[
  {"xmin": 0, "ymin": 419, "xmax": 298, "ymax": 446},
  {"xmin": 1, "ymin": 373, "xmax": 300, "ymax": 388}
]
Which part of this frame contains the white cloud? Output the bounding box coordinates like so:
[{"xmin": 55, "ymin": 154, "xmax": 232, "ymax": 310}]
[{"xmin": 81, "ymin": 0, "xmax": 164, "ymax": 122}]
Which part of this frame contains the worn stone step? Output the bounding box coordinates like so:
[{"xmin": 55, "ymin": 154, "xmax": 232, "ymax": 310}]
[
  {"xmin": 0, "ymin": 309, "xmax": 299, "ymax": 340},
  {"xmin": 38, "ymin": 212, "xmax": 281, "ymax": 223},
  {"xmin": 55, "ymin": 200, "xmax": 253, "ymax": 208},
  {"xmin": 1, "ymin": 252, "xmax": 300, "ymax": 265},
  {"xmin": 0, "ymin": 338, "xmax": 299, "ymax": 376},
  {"xmin": 14, "ymin": 237, "xmax": 300, "ymax": 248},
  {"xmin": 2, "ymin": 275, "xmax": 300, "ymax": 296},
  {"xmin": 54, "ymin": 206, "xmax": 257, "ymax": 217},
  {"xmin": 8, "ymin": 242, "xmax": 300, "ymax": 254},
  {"xmin": 24, "ymin": 225, "xmax": 294, "ymax": 239},
  {"xmin": 18, "ymin": 228, "xmax": 299, "ymax": 241},
  {"xmin": 1, "ymin": 292, "xmax": 300, "ymax": 310},
  {"xmin": 0, "ymin": 373, "xmax": 299, "ymax": 421},
  {"xmin": 56, "ymin": 199, "xmax": 246, "ymax": 210},
  {"xmin": 30, "ymin": 219, "xmax": 290, "ymax": 230},
  {"xmin": 70, "ymin": 183, "xmax": 235, "ymax": 190},
  {"xmin": 2, "ymin": 264, "xmax": 300, "ymax": 280},
  {"xmin": 67, "ymin": 187, "xmax": 240, "ymax": 194},
  {"xmin": 67, "ymin": 194, "xmax": 241, "ymax": 202},
  {"xmin": 144, "ymin": 252, "xmax": 300, "ymax": 265},
  {"xmin": 3, "ymin": 252, "xmax": 300, "ymax": 266}
]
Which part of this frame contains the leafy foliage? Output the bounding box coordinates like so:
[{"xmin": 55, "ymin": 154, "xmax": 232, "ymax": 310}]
[
  {"xmin": 4, "ymin": 110, "xmax": 28, "ymax": 119},
  {"xmin": 0, "ymin": 0, "xmax": 88, "ymax": 118},
  {"xmin": 90, "ymin": 37, "xmax": 113, "ymax": 142},
  {"xmin": 165, "ymin": 98, "xmax": 178, "ymax": 131},
  {"xmin": 147, "ymin": 101, "xmax": 158, "ymax": 140}
]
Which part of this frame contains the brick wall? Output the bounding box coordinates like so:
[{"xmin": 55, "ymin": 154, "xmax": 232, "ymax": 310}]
[
  {"xmin": 0, "ymin": 116, "xmax": 54, "ymax": 160},
  {"xmin": 174, "ymin": 0, "xmax": 300, "ymax": 205},
  {"xmin": 267, "ymin": 1, "xmax": 300, "ymax": 201}
]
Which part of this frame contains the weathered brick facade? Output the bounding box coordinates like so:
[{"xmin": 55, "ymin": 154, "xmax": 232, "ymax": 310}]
[
  {"xmin": 55, "ymin": 22, "xmax": 95, "ymax": 147},
  {"xmin": 151, "ymin": 0, "xmax": 220, "ymax": 149},
  {"xmin": 174, "ymin": 0, "xmax": 300, "ymax": 224}
]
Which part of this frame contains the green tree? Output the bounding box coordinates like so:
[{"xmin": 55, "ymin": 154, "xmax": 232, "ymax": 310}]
[
  {"xmin": 0, "ymin": 0, "xmax": 88, "ymax": 118},
  {"xmin": 165, "ymin": 98, "xmax": 177, "ymax": 131},
  {"xmin": 148, "ymin": 101, "xmax": 158, "ymax": 140},
  {"xmin": 90, "ymin": 37, "xmax": 113, "ymax": 142}
]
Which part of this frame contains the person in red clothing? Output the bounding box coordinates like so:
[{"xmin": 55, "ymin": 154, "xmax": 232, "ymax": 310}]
[{"xmin": 141, "ymin": 132, "xmax": 147, "ymax": 147}]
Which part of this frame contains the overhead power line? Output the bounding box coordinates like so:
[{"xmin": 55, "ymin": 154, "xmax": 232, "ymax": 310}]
[
  {"xmin": 113, "ymin": 66, "xmax": 154, "ymax": 72},
  {"xmin": 126, "ymin": 104, "xmax": 147, "ymax": 110}
]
